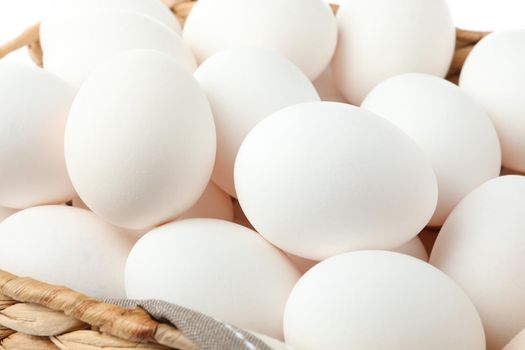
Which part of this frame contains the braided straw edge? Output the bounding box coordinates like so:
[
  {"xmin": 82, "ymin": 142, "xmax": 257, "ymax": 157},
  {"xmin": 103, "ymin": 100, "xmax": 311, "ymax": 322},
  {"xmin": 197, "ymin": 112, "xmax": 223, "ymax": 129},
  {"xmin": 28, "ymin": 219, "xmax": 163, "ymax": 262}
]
[{"xmin": 0, "ymin": 269, "xmax": 197, "ymax": 349}]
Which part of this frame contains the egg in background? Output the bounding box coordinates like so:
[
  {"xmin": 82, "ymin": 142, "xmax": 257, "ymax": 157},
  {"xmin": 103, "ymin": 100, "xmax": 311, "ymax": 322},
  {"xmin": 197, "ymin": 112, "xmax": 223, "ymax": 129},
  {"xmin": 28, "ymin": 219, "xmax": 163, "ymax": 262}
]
[
  {"xmin": 431, "ymin": 175, "xmax": 525, "ymax": 349},
  {"xmin": 65, "ymin": 49, "xmax": 215, "ymax": 230},
  {"xmin": 41, "ymin": 9, "xmax": 195, "ymax": 88},
  {"xmin": 332, "ymin": 0, "xmax": 455, "ymax": 104},
  {"xmin": 362, "ymin": 74, "xmax": 501, "ymax": 226},
  {"xmin": 195, "ymin": 48, "xmax": 320, "ymax": 197},
  {"xmin": 183, "ymin": 0, "xmax": 337, "ymax": 80},
  {"xmin": 0, "ymin": 62, "xmax": 75, "ymax": 209},
  {"xmin": 0, "ymin": 205, "xmax": 134, "ymax": 299},
  {"xmin": 460, "ymin": 30, "xmax": 525, "ymax": 173}
]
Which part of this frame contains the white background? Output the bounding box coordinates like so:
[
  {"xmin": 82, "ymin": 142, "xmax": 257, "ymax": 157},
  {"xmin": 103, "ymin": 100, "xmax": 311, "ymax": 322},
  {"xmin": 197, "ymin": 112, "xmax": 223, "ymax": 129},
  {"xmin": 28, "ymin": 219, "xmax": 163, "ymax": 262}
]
[{"xmin": 1, "ymin": 0, "xmax": 524, "ymax": 64}]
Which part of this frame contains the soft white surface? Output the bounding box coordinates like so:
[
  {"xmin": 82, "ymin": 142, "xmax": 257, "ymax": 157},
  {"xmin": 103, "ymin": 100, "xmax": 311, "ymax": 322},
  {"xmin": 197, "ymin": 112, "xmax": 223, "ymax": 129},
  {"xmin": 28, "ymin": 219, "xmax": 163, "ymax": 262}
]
[
  {"xmin": 40, "ymin": 9, "xmax": 195, "ymax": 89},
  {"xmin": 178, "ymin": 182, "xmax": 234, "ymax": 222},
  {"xmin": 235, "ymin": 102, "xmax": 438, "ymax": 260},
  {"xmin": 125, "ymin": 219, "xmax": 301, "ymax": 339},
  {"xmin": 183, "ymin": 0, "xmax": 337, "ymax": 80},
  {"xmin": 250, "ymin": 331, "xmax": 293, "ymax": 350},
  {"xmin": 53, "ymin": 0, "xmax": 181, "ymax": 33},
  {"xmin": 0, "ymin": 205, "xmax": 134, "ymax": 298},
  {"xmin": 332, "ymin": 0, "xmax": 455, "ymax": 105},
  {"xmin": 460, "ymin": 31, "xmax": 525, "ymax": 172},
  {"xmin": 195, "ymin": 48, "xmax": 319, "ymax": 197},
  {"xmin": 284, "ymin": 251, "xmax": 485, "ymax": 350},
  {"xmin": 0, "ymin": 62, "xmax": 75, "ymax": 209},
  {"xmin": 65, "ymin": 50, "xmax": 215, "ymax": 230},
  {"xmin": 431, "ymin": 175, "xmax": 525, "ymax": 350},
  {"xmin": 363, "ymin": 74, "xmax": 501, "ymax": 226}
]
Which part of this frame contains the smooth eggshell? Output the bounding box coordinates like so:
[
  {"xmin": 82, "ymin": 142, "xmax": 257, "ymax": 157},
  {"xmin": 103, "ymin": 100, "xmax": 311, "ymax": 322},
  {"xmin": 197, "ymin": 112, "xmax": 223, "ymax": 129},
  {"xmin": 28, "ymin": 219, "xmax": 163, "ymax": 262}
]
[
  {"xmin": 362, "ymin": 74, "xmax": 501, "ymax": 226},
  {"xmin": 431, "ymin": 175, "xmax": 525, "ymax": 349},
  {"xmin": 332, "ymin": 0, "xmax": 455, "ymax": 104},
  {"xmin": 0, "ymin": 205, "xmax": 134, "ymax": 298},
  {"xmin": 125, "ymin": 219, "xmax": 301, "ymax": 339},
  {"xmin": 0, "ymin": 62, "xmax": 75, "ymax": 209},
  {"xmin": 65, "ymin": 50, "xmax": 216, "ymax": 230},
  {"xmin": 235, "ymin": 102, "xmax": 438, "ymax": 260},
  {"xmin": 284, "ymin": 251, "xmax": 485, "ymax": 350},
  {"xmin": 183, "ymin": 0, "xmax": 337, "ymax": 80},
  {"xmin": 55, "ymin": 0, "xmax": 182, "ymax": 33},
  {"xmin": 459, "ymin": 31, "xmax": 525, "ymax": 172},
  {"xmin": 41, "ymin": 9, "xmax": 196, "ymax": 88},
  {"xmin": 178, "ymin": 182, "xmax": 234, "ymax": 222},
  {"xmin": 195, "ymin": 48, "xmax": 320, "ymax": 197}
]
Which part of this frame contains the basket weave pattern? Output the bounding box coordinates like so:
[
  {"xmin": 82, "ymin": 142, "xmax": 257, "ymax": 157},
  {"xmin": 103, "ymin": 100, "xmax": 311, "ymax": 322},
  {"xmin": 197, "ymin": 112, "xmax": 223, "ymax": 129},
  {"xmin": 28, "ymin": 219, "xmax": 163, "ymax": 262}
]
[{"xmin": 0, "ymin": 1, "xmax": 498, "ymax": 349}]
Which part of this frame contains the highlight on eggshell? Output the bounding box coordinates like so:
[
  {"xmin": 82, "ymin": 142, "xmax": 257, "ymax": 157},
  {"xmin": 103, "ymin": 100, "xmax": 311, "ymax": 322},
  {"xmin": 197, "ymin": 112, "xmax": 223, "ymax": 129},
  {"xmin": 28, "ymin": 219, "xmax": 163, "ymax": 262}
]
[
  {"xmin": 183, "ymin": 0, "xmax": 338, "ymax": 80},
  {"xmin": 284, "ymin": 251, "xmax": 486, "ymax": 350},
  {"xmin": 459, "ymin": 30, "xmax": 525, "ymax": 173},
  {"xmin": 0, "ymin": 62, "xmax": 76, "ymax": 209},
  {"xmin": 332, "ymin": 0, "xmax": 455, "ymax": 104},
  {"xmin": 64, "ymin": 49, "xmax": 216, "ymax": 230},
  {"xmin": 40, "ymin": 8, "xmax": 196, "ymax": 88},
  {"xmin": 235, "ymin": 101, "xmax": 438, "ymax": 261},
  {"xmin": 125, "ymin": 219, "xmax": 301, "ymax": 339},
  {"xmin": 362, "ymin": 73, "xmax": 501, "ymax": 226},
  {"xmin": 431, "ymin": 175, "xmax": 525, "ymax": 350},
  {"xmin": 195, "ymin": 48, "xmax": 320, "ymax": 197}
]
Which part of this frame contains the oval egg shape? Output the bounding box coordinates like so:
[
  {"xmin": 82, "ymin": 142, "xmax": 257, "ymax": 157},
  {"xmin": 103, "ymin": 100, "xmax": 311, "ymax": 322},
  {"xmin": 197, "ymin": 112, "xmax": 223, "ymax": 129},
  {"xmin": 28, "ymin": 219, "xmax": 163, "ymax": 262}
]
[{"xmin": 65, "ymin": 49, "xmax": 216, "ymax": 230}]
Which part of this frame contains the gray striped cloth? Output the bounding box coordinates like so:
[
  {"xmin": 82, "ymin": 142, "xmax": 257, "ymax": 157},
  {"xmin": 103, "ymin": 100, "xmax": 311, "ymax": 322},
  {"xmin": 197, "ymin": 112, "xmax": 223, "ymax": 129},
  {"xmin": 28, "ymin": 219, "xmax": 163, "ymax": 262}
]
[{"xmin": 107, "ymin": 299, "xmax": 275, "ymax": 350}]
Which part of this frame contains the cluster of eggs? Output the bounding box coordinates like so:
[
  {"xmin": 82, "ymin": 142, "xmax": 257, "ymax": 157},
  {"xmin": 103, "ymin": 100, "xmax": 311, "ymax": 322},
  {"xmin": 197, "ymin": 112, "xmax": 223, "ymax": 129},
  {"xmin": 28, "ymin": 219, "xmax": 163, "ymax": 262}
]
[{"xmin": 0, "ymin": 0, "xmax": 524, "ymax": 349}]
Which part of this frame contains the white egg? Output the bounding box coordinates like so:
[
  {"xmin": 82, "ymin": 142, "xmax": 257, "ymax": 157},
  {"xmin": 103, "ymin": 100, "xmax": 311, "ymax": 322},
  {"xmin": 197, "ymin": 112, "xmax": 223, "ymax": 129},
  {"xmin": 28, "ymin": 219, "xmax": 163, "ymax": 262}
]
[
  {"xmin": 65, "ymin": 49, "xmax": 216, "ymax": 230},
  {"xmin": 392, "ymin": 236, "xmax": 428, "ymax": 262},
  {"xmin": 332, "ymin": 0, "xmax": 455, "ymax": 104},
  {"xmin": 125, "ymin": 219, "xmax": 300, "ymax": 339},
  {"xmin": 178, "ymin": 182, "xmax": 234, "ymax": 222},
  {"xmin": 313, "ymin": 67, "xmax": 347, "ymax": 103},
  {"xmin": 41, "ymin": 9, "xmax": 196, "ymax": 89},
  {"xmin": 460, "ymin": 31, "xmax": 525, "ymax": 172},
  {"xmin": 183, "ymin": 0, "xmax": 337, "ymax": 80},
  {"xmin": 284, "ymin": 251, "xmax": 485, "ymax": 350},
  {"xmin": 54, "ymin": 0, "xmax": 181, "ymax": 33},
  {"xmin": 288, "ymin": 236, "xmax": 428, "ymax": 275},
  {"xmin": 0, "ymin": 62, "xmax": 75, "ymax": 209},
  {"xmin": 0, "ymin": 207, "xmax": 18, "ymax": 223},
  {"xmin": 195, "ymin": 48, "xmax": 320, "ymax": 197},
  {"xmin": 0, "ymin": 205, "xmax": 134, "ymax": 298},
  {"xmin": 362, "ymin": 74, "xmax": 501, "ymax": 226},
  {"xmin": 235, "ymin": 102, "xmax": 438, "ymax": 260},
  {"xmin": 431, "ymin": 175, "xmax": 525, "ymax": 350}
]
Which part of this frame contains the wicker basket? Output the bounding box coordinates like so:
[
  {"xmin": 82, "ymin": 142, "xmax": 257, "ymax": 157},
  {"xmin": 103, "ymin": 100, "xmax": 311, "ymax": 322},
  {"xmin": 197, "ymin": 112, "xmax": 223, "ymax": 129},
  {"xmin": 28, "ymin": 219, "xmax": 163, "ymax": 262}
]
[{"xmin": 0, "ymin": 1, "xmax": 502, "ymax": 349}]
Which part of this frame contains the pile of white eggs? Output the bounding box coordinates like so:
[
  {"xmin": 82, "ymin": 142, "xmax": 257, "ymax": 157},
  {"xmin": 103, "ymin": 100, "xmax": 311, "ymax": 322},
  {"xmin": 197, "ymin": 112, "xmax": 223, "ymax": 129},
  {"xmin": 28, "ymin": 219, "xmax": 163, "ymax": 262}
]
[{"xmin": 0, "ymin": 0, "xmax": 524, "ymax": 349}]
